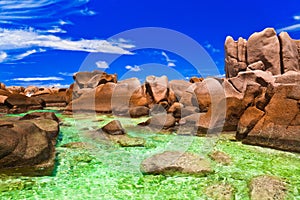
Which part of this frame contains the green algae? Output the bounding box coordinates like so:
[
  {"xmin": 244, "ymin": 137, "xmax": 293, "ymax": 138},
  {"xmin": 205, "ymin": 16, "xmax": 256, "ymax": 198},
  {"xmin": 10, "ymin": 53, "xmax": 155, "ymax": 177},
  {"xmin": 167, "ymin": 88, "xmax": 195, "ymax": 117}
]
[{"xmin": 0, "ymin": 110, "xmax": 299, "ymax": 200}]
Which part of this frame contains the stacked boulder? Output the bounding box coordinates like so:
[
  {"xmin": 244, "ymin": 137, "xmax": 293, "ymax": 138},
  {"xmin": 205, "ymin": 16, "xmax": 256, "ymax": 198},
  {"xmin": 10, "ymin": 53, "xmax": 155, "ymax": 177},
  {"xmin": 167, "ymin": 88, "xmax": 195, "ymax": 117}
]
[
  {"xmin": 0, "ymin": 82, "xmax": 68, "ymax": 114},
  {"xmin": 225, "ymin": 27, "xmax": 300, "ymax": 77},
  {"xmin": 221, "ymin": 28, "xmax": 300, "ymax": 152}
]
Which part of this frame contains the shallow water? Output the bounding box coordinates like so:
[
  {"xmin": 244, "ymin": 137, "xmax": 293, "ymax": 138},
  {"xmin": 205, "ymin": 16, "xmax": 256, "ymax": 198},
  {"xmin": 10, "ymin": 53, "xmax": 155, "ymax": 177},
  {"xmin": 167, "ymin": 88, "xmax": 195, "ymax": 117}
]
[{"xmin": 1, "ymin": 110, "xmax": 300, "ymax": 200}]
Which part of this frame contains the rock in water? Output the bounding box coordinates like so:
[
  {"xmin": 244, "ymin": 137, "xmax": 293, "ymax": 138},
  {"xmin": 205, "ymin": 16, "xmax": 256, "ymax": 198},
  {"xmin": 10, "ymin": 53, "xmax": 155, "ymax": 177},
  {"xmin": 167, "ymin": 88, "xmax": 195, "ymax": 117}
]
[
  {"xmin": 101, "ymin": 120, "xmax": 126, "ymax": 135},
  {"xmin": 140, "ymin": 151, "xmax": 212, "ymax": 176},
  {"xmin": 250, "ymin": 176, "xmax": 286, "ymax": 200}
]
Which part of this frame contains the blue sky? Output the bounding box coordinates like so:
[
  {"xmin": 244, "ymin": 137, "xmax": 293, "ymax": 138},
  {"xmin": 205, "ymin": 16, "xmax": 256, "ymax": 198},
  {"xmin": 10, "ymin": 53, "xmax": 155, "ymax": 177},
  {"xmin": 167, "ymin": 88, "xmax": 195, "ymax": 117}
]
[{"xmin": 0, "ymin": 0, "xmax": 300, "ymax": 87}]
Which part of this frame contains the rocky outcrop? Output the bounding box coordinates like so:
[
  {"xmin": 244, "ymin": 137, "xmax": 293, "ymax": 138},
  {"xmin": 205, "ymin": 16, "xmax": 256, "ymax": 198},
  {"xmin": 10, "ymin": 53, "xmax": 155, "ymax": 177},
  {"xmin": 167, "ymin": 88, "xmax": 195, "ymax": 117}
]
[
  {"xmin": 242, "ymin": 84, "xmax": 300, "ymax": 152},
  {"xmin": 0, "ymin": 112, "xmax": 59, "ymax": 175},
  {"xmin": 140, "ymin": 151, "xmax": 212, "ymax": 176},
  {"xmin": 225, "ymin": 28, "xmax": 300, "ymax": 78}
]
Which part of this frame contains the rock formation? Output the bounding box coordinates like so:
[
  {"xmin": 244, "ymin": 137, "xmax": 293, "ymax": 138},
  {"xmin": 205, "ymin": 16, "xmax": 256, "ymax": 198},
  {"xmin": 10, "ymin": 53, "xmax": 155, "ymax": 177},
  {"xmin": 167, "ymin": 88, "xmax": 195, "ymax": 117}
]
[{"xmin": 225, "ymin": 27, "xmax": 300, "ymax": 78}]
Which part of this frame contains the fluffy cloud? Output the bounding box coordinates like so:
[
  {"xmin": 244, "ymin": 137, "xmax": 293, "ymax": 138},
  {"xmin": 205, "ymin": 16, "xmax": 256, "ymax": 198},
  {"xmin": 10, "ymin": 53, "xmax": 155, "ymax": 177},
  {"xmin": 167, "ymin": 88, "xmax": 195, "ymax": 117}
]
[
  {"xmin": 294, "ymin": 15, "xmax": 300, "ymax": 20},
  {"xmin": 96, "ymin": 61, "xmax": 109, "ymax": 69},
  {"xmin": 0, "ymin": 51, "xmax": 7, "ymax": 62},
  {"xmin": 162, "ymin": 51, "xmax": 176, "ymax": 67},
  {"xmin": 277, "ymin": 24, "xmax": 300, "ymax": 33},
  {"xmin": 12, "ymin": 77, "xmax": 64, "ymax": 82},
  {"xmin": 125, "ymin": 65, "xmax": 141, "ymax": 72}
]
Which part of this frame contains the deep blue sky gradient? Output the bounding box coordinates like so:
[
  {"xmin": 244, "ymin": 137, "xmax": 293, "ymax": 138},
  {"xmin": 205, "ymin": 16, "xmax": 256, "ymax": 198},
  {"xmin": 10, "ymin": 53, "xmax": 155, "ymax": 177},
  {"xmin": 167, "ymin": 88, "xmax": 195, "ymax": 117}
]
[{"xmin": 1, "ymin": 0, "xmax": 300, "ymax": 87}]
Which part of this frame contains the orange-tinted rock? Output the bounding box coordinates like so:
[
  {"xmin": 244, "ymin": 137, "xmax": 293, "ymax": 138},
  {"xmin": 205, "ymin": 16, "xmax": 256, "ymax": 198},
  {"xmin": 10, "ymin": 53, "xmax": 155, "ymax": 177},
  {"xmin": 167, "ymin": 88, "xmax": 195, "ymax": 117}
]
[
  {"xmin": 66, "ymin": 82, "xmax": 116, "ymax": 113},
  {"xmin": 237, "ymin": 106, "xmax": 265, "ymax": 140},
  {"xmin": 189, "ymin": 77, "xmax": 203, "ymax": 83},
  {"xmin": 278, "ymin": 32, "xmax": 299, "ymax": 73},
  {"xmin": 243, "ymin": 84, "xmax": 300, "ymax": 152},
  {"xmin": 101, "ymin": 120, "xmax": 125, "ymax": 135},
  {"xmin": 247, "ymin": 61, "xmax": 265, "ymax": 71},
  {"xmin": 247, "ymin": 28, "xmax": 281, "ymax": 75},
  {"xmin": 24, "ymin": 86, "xmax": 39, "ymax": 97},
  {"xmin": 6, "ymin": 86, "xmax": 25, "ymax": 94},
  {"xmin": 145, "ymin": 75, "xmax": 168, "ymax": 103},
  {"xmin": 275, "ymin": 71, "xmax": 300, "ymax": 84}
]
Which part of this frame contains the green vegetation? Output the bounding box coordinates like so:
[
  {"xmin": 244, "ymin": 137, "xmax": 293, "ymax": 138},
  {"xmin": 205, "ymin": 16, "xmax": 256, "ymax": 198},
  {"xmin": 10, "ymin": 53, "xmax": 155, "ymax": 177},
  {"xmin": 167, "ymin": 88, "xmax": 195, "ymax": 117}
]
[{"xmin": 1, "ymin": 111, "xmax": 299, "ymax": 200}]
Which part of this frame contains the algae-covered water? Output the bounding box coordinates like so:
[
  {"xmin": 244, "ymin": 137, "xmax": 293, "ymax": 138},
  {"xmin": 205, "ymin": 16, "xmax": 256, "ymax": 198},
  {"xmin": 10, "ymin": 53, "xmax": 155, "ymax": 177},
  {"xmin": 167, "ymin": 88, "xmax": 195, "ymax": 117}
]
[{"xmin": 1, "ymin": 110, "xmax": 300, "ymax": 200}]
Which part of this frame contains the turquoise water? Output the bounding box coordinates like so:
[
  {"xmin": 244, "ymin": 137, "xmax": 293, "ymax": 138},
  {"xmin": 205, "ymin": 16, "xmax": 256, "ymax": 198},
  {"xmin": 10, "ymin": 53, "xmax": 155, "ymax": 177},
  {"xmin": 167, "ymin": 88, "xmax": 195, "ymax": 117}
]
[{"xmin": 1, "ymin": 110, "xmax": 300, "ymax": 199}]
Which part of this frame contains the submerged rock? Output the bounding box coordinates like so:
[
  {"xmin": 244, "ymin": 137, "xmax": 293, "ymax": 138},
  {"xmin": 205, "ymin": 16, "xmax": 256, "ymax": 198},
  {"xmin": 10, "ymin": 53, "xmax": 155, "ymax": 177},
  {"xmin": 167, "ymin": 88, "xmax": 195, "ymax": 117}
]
[
  {"xmin": 205, "ymin": 183, "xmax": 235, "ymax": 200},
  {"xmin": 140, "ymin": 151, "xmax": 212, "ymax": 176},
  {"xmin": 209, "ymin": 151, "xmax": 232, "ymax": 165},
  {"xmin": 250, "ymin": 175, "xmax": 286, "ymax": 200}
]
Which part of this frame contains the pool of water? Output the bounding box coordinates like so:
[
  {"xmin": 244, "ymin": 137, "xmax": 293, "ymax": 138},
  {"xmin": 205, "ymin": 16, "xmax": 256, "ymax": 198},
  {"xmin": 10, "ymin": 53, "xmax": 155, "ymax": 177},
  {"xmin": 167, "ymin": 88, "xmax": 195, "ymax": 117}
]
[{"xmin": 1, "ymin": 110, "xmax": 300, "ymax": 199}]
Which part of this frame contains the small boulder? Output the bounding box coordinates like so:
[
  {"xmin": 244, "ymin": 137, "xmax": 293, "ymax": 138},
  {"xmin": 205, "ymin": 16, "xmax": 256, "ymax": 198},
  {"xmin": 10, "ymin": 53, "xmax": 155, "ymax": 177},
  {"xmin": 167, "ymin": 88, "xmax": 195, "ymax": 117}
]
[
  {"xmin": 250, "ymin": 176, "xmax": 286, "ymax": 200},
  {"xmin": 140, "ymin": 151, "xmax": 212, "ymax": 176},
  {"xmin": 205, "ymin": 183, "xmax": 234, "ymax": 200},
  {"xmin": 209, "ymin": 151, "xmax": 232, "ymax": 165},
  {"xmin": 129, "ymin": 106, "xmax": 149, "ymax": 118},
  {"xmin": 101, "ymin": 120, "xmax": 125, "ymax": 135}
]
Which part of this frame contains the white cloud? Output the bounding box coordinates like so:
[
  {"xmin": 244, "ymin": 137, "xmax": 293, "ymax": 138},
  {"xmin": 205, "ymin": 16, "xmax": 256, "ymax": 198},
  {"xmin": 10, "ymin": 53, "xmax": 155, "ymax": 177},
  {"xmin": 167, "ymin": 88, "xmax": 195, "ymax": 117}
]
[
  {"xmin": 15, "ymin": 49, "xmax": 46, "ymax": 60},
  {"xmin": 0, "ymin": 51, "xmax": 7, "ymax": 62},
  {"xmin": 13, "ymin": 77, "xmax": 64, "ymax": 82},
  {"xmin": 0, "ymin": 29, "xmax": 134, "ymax": 62},
  {"xmin": 161, "ymin": 51, "xmax": 176, "ymax": 67},
  {"xmin": 125, "ymin": 65, "xmax": 141, "ymax": 72},
  {"xmin": 59, "ymin": 72, "xmax": 74, "ymax": 76},
  {"xmin": 45, "ymin": 27, "xmax": 67, "ymax": 34},
  {"xmin": 277, "ymin": 24, "xmax": 300, "ymax": 33},
  {"xmin": 294, "ymin": 15, "xmax": 300, "ymax": 20},
  {"xmin": 96, "ymin": 61, "xmax": 109, "ymax": 69}
]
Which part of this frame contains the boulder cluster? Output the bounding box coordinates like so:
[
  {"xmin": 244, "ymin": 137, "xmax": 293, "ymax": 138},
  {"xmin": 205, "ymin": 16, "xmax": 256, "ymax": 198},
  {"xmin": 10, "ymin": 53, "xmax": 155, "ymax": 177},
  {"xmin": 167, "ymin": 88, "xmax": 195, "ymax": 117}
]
[
  {"xmin": 0, "ymin": 27, "xmax": 299, "ymax": 154},
  {"xmin": 0, "ymin": 84, "xmax": 67, "ymax": 113},
  {"xmin": 225, "ymin": 27, "xmax": 300, "ymax": 77}
]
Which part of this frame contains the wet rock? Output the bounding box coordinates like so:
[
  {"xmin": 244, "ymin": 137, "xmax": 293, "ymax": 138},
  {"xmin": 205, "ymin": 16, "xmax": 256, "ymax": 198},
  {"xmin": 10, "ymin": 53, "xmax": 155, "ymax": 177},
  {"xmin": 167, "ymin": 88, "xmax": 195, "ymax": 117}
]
[
  {"xmin": 143, "ymin": 113, "xmax": 176, "ymax": 129},
  {"xmin": 250, "ymin": 176, "xmax": 286, "ymax": 200},
  {"xmin": 0, "ymin": 120, "xmax": 58, "ymax": 175},
  {"xmin": 129, "ymin": 106, "xmax": 149, "ymax": 118},
  {"xmin": 108, "ymin": 134, "xmax": 145, "ymax": 147},
  {"xmin": 205, "ymin": 183, "xmax": 234, "ymax": 200},
  {"xmin": 140, "ymin": 151, "xmax": 212, "ymax": 176},
  {"xmin": 209, "ymin": 151, "xmax": 232, "ymax": 165},
  {"xmin": 101, "ymin": 120, "xmax": 126, "ymax": 135},
  {"xmin": 20, "ymin": 112, "xmax": 60, "ymax": 122}
]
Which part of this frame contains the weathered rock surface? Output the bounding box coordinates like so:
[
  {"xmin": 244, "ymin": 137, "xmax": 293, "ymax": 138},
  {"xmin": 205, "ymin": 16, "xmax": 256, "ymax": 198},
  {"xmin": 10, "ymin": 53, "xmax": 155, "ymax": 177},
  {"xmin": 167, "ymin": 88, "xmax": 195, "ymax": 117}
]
[
  {"xmin": 141, "ymin": 113, "xmax": 176, "ymax": 129},
  {"xmin": 209, "ymin": 151, "xmax": 232, "ymax": 165},
  {"xmin": 0, "ymin": 113, "xmax": 59, "ymax": 175},
  {"xmin": 205, "ymin": 183, "xmax": 234, "ymax": 200},
  {"xmin": 242, "ymin": 84, "xmax": 300, "ymax": 152},
  {"xmin": 250, "ymin": 176, "xmax": 286, "ymax": 200},
  {"xmin": 279, "ymin": 32, "xmax": 299, "ymax": 73},
  {"xmin": 140, "ymin": 151, "xmax": 212, "ymax": 176},
  {"xmin": 101, "ymin": 120, "xmax": 126, "ymax": 135},
  {"xmin": 247, "ymin": 28, "xmax": 281, "ymax": 75}
]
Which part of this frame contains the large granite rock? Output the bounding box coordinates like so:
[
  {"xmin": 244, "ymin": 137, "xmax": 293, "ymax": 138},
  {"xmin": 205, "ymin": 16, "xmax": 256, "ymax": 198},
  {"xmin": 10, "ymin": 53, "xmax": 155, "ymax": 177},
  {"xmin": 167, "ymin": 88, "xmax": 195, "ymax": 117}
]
[
  {"xmin": 278, "ymin": 32, "xmax": 299, "ymax": 73},
  {"xmin": 242, "ymin": 84, "xmax": 300, "ymax": 152},
  {"xmin": 247, "ymin": 28, "xmax": 281, "ymax": 75},
  {"xmin": 4, "ymin": 94, "xmax": 43, "ymax": 113},
  {"xmin": 140, "ymin": 151, "xmax": 212, "ymax": 176},
  {"xmin": 65, "ymin": 82, "xmax": 116, "ymax": 113},
  {"xmin": 0, "ymin": 113, "xmax": 59, "ymax": 175}
]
